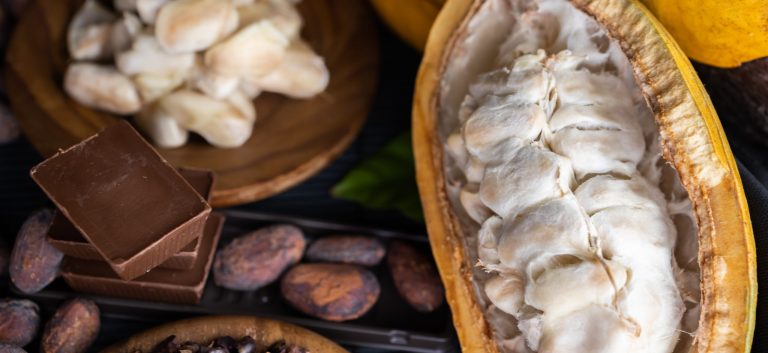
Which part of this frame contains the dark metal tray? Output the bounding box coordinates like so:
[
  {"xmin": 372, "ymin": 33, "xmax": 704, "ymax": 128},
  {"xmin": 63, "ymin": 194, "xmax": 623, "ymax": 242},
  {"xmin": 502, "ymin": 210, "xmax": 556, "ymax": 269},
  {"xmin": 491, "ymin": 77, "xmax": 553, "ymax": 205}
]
[{"xmin": 13, "ymin": 210, "xmax": 457, "ymax": 353}]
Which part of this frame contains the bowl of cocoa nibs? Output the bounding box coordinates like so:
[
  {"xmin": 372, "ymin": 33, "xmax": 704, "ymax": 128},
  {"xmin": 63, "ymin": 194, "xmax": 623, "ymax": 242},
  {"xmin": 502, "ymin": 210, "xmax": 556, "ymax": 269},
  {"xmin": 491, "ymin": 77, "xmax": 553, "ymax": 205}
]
[{"xmin": 102, "ymin": 316, "xmax": 347, "ymax": 353}]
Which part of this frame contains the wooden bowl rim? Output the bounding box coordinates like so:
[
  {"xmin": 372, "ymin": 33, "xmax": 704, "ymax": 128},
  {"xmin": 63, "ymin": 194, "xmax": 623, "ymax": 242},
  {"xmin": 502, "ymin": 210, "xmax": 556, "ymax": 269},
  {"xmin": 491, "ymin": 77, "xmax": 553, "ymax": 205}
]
[
  {"xmin": 100, "ymin": 315, "xmax": 349, "ymax": 353},
  {"xmin": 5, "ymin": 0, "xmax": 380, "ymax": 207}
]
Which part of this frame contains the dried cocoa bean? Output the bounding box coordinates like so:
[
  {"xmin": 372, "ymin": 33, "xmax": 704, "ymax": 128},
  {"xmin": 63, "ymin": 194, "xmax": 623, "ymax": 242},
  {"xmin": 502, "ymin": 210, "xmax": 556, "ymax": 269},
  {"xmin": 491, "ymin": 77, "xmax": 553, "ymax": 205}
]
[
  {"xmin": 0, "ymin": 344, "xmax": 26, "ymax": 353},
  {"xmin": 387, "ymin": 241, "xmax": 444, "ymax": 312},
  {"xmin": 306, "ymin": 235, "xmax": 385, "ymax": 266},
  {"xmin": 280, "ymin": 263, "xmax": 380, "ymax": 321},
  {"xmin": 10, "ymin": 209, "xmax": 62, "ymax": 294},
  {"xmin": 0, "ymin": 298, "xmax": 39, "ymax": 347},
  {"xmin": 213, "ymin": 224, "xmax": 305, "ymax": 290},
  {"xmin": 41, "ymin": 298, "xmax": 99, "ymax": 353}
]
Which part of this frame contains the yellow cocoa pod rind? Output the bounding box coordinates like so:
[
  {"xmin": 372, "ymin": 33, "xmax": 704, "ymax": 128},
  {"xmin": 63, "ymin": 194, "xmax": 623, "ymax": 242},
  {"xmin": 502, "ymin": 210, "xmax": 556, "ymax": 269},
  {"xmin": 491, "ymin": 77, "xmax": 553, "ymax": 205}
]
[
  {"xmin": 640, "ymin": 0, "xmax": 768, "ymax": 68},
  {"xmin": 412, "ymin": 0, "xmax": 757, "ymax": 352},
  {"xmin": 369, "ymin": 0, "xmax": 443, "ymax": 51}
]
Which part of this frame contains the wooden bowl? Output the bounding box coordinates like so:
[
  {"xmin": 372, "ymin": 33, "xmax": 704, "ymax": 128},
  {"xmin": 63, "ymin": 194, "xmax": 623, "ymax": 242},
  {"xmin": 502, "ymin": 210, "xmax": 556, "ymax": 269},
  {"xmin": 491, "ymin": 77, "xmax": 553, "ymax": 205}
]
[
  {"xmin": 101, "ymin": 315, "xmax": 348, "ymax": 353},
  {"xmin": 6, "ymin": 0, "xmax": 379, "ymax": 207}
]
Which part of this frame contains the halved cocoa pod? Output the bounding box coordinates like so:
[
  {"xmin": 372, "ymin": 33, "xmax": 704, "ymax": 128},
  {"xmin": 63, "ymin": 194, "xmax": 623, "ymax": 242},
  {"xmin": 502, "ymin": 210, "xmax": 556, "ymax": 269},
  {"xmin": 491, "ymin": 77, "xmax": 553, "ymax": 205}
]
[{"xmin": 412, "ymin": 0, "xmax": 755, "ymax": 352}]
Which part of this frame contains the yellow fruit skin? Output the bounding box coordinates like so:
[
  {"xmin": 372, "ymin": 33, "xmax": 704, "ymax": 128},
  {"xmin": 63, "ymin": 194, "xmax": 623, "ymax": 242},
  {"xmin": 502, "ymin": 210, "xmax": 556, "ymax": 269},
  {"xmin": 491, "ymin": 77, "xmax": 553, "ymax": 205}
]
[
  {"xmin": 369, "ymin": 0, "xmax": 443, "ymax": 51},
  {"xmin": 640, "ymin": 0, "xmax": 768, "ymax": 68}
]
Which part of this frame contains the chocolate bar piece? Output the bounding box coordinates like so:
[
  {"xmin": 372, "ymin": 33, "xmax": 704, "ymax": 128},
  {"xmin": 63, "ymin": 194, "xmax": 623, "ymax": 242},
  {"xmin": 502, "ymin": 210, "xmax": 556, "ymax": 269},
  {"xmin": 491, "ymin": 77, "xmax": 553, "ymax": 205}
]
[
  {"xmin": 175, "ymin": 168, "xmax": 215, "ymax": 203},
  {"xmin": 30, "ymin": 122, "xmax": 211, "ymax": 280},
  {"xmin": 47, "ymin": 169, "xmax": 214, "ymax": 270},
  {"xmin": 61, "ymin": 213, "xmax": 224, "ymax": 305}
]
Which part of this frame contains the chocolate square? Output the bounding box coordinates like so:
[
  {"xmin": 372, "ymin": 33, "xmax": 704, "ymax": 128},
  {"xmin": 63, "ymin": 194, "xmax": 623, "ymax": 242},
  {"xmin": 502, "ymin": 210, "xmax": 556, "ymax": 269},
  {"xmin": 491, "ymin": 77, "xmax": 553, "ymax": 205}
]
[
  {"xmin": 31, "ymin": 122, "xmax": 211, "ymax": 280},
  {"xmin": 61, "ymin": 213, "xmax": 224, "ymax": 304},
  {"xmin": 47, "ymin": 167, "xmax": 214, "ymax": 270}
]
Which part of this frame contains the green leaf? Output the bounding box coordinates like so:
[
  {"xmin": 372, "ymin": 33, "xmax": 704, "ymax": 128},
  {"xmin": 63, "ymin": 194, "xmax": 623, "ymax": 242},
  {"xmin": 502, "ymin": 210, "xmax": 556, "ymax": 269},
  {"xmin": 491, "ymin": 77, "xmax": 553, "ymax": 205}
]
[{"xmin": 332, "ymin": 131, "xmax": 424, "ymax": 222}]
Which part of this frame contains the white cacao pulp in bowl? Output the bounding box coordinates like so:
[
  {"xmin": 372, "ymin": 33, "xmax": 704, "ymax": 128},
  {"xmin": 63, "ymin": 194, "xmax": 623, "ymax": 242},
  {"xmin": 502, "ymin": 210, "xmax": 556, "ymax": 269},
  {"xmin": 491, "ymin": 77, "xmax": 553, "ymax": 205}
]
[
  {"xmin": 413, "ymin": 0, "xmax": 757, "ymax": 352},
  {"xmin": 63, "ymin": 0, "xmax": 330, "ymax": 149}
]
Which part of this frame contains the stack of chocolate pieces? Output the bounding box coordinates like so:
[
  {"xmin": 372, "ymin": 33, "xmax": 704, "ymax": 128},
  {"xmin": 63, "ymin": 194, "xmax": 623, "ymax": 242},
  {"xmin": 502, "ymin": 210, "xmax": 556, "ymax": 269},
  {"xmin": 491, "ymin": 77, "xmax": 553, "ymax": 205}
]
[{"xmin": 30, "ymin": 122, "xmax": 223, "ymax": 304}]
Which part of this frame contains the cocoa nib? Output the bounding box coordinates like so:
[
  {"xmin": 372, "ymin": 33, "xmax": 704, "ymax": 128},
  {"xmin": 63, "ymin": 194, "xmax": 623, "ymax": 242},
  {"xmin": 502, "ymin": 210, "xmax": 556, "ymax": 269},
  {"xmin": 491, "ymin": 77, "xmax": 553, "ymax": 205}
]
[
  {"xmin": 213, "ymin": 225, "xmax": 305, "ymax": 291},
  {"xmin": 146, "ymin": 336, "xmax": 304, "ymax": 353},
  {"xmin": 10, "ymin": 209, "xmax": 62, "ymax": 294},
  {"xmin": 265, "ymin": 340, "xmax": 307, "ymax": 353}
]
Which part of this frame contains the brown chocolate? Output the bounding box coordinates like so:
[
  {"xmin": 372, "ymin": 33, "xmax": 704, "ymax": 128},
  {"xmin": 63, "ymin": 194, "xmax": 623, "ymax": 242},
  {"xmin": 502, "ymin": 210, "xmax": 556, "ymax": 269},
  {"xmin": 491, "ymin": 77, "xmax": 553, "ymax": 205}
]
[
  {"xmin": 176, "ymin": 168, "xmax": 215, "ymax": 203},
  {"xmin": 46, "ymin": 169, "xmax": 214, "ymax": 270},
  {"xmin": 61, "ymin": 213, "xmax": 224, "ymax": 305},
  {"xmin": 30, "ymin": 122, "xmax": 211, "ymax": 280}
]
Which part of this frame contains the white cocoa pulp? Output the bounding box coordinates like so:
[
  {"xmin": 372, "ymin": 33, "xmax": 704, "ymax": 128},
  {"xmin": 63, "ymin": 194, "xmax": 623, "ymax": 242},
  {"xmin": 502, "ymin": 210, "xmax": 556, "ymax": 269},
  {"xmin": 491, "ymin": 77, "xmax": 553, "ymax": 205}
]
[{"xmin": 438, "ymin": 0, "xmax": 701, "ymax": 352}]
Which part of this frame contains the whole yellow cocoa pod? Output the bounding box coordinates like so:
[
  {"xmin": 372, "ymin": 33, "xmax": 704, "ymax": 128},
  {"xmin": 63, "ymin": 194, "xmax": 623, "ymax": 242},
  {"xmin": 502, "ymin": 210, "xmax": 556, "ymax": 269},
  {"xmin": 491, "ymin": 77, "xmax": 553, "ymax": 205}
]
[
  {"xmin": 640, "ymin": 0, "xmax": 768, "ymax": 68},
  {"xmin": 369, "ymin": 0, "xmax": 444, "ymax": 51}
]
